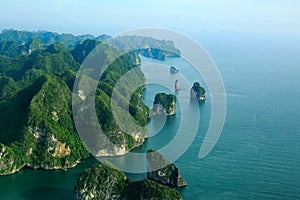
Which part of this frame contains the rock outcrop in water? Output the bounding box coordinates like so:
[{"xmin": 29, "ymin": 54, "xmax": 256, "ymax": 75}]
[
  {"xmin": 74, "ymin": 161, "xmax": 183, "ymax": 200},
  {"xmin": 146, "ymin": 150, "xmax": 187, "ymax": 187},
  {"xmin": 153, "ymin": 93, "xmax": 176, "ymax": 115},
  {"xmin": 170, "ymin": 66, "xmax": 179, "ymax": 73},
  {"xmin": 175, "ymin": 80, "xmax": 180, "ymax": 92},
  {"xmin": 190, "ymin": 82, "xmax": 206, "ymax": 101}
]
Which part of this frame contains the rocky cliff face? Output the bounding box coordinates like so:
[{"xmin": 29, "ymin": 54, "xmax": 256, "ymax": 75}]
[
  {"xmin": 0, "ymin": 143, "xmax": 21, "ymax": 175},
  {"xmin": 153, "ymin": 93, "xmax": 176, "ymax": 116},
  {"xmin": 146, "ymin": 150, "xmax": 187, "ymax": 187},
  {"xmin": 75, "ymin": 161, "xmax": 183, "ymax": 200},
  {"xmin": 93, "ymin": 130, "xmax": 146, "ymax": 157}
]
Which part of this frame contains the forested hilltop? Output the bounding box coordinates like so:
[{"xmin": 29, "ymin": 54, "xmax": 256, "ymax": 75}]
[
  {"xmin": 0, "ymin": 29, "xmax": 180, "ymax": 59},
  {"xmin": 0, "ymin": 29, "xmax": 180, "ymax": 175}
]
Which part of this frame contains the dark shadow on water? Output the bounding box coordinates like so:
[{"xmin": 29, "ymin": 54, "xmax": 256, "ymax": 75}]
[{"xmin": 22, "ymin": 187, "xmax": 75, "ymax": 200}]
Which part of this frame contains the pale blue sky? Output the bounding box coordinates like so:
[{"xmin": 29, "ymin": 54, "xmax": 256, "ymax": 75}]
[{"xmin": 1, "ymin": 0, "xmax": 300, "ymax": 36}]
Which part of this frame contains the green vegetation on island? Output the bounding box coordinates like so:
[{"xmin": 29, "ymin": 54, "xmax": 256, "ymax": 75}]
[
  {"xmin": 0, "ymin": 45, "xmax": 146, "ymax": 174},
  {"xmin": 75, "ymin": 161, "xmax": 183, "ymax": 200},
  {"xmin": 153, "ymin": 93, "xmax": 177, "ymax": 115},
  {"xmin": 0, "ymin": 29, "xmax": 107, "ymax": 51},
  {"xmin": 0, "ymin": 30, "xmax": 181, "ymax": 175},
  {"xmin": 0, "ymin": 29, "xmax": 180, "ymax": 60},
  {"xmin": 106, "ymin": 35, "xmax": 181, "ymax": 60}
]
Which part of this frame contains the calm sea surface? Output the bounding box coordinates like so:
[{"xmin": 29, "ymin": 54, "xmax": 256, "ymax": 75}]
[{"xmin": 0, "ymin": 32, "xmax": 299, "ymax": 199}]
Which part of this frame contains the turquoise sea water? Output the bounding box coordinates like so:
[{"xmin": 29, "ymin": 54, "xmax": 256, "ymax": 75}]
[{"xmin": 0, "ymin": 32, "xmax": 299, "ymax": 199}]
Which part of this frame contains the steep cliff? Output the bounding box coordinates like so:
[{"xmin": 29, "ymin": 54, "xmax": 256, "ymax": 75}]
[
  {"xmin": 0, "ymin": 75, "xmax": 89, "ymax": 175},
  {"xmin": 147, "ymin": 150, "xmax": 187, "ymax": 187}
]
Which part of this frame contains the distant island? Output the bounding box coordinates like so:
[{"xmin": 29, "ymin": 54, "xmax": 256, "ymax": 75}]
[{"xmin": 0, "ymin": 29, "xmax": 181, "ymax": 60}]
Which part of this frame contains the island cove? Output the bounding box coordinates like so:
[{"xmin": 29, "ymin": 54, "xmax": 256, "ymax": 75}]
[{"xmin": 0, "ymin": 30, "xmax": 206, "ymax": 199}]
